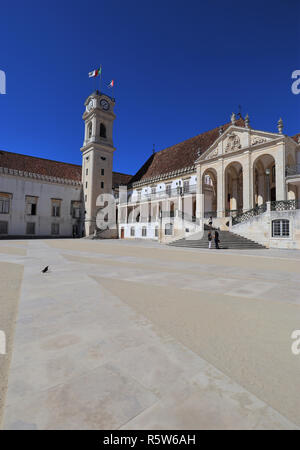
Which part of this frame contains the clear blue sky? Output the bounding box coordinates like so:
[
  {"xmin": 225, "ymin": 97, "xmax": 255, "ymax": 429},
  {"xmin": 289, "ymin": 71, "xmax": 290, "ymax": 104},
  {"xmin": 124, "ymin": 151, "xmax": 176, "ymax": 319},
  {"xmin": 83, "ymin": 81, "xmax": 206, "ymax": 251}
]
[{"xmin": 1, "ymin": 0, "xmax": 299, "ymax": 176}]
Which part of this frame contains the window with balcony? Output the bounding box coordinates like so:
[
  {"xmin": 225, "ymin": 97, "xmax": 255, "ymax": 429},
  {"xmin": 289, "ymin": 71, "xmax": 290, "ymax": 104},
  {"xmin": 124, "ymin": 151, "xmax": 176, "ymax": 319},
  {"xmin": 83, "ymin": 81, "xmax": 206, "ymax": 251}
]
[
  {"xmin": 272, "ymin": 219, "xmax": 289, "ymax": 237},
  {"xmin": 183, "ymin": 180, "xmax": 190, "ymax": 193}
]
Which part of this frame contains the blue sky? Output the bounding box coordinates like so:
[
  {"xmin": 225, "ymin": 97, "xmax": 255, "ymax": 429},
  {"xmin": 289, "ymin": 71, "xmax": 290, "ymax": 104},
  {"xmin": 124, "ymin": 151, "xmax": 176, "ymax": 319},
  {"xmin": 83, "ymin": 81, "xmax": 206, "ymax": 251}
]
[{"xmin": 0, "ymin": 0, "xmax": 299, "ymax": 176}]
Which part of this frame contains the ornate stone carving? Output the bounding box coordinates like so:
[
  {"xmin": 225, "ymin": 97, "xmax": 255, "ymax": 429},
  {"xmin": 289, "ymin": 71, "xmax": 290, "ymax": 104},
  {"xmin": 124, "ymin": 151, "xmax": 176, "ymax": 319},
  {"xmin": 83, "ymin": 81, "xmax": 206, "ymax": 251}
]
[
  {"xmin": 225, "ymin": 133, "xmax": 241, "ymax": 153},
  {"xmin": 204, "ymin": 146, "xmax": 218, "ymax": 160},
  {"xmin": 251, "ymin": 137, "xmax": 267, "ymax": 146}
]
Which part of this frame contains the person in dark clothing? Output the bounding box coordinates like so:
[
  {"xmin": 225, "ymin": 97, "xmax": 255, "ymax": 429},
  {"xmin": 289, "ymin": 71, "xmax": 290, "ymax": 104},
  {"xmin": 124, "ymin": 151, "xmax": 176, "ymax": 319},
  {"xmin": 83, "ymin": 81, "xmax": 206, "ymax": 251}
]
[
  {"xmin": 208, "ymin": 216, "xmax": 213, "ymax": 228},
  {"xmin": 208, "ymin": 231, "xmax": 212, "ymax": 249},
  {"xmin": 214, "ymin": 230, "xmax": 220, "ymax": 249}
]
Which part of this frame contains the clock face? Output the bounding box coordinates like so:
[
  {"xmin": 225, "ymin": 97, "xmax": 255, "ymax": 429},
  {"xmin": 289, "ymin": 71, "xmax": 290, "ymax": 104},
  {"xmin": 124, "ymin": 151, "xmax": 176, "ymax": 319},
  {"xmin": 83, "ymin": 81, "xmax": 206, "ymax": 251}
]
[{"xmin": 100, "ymin": 99, "xmax": 109, "ymax": 111}]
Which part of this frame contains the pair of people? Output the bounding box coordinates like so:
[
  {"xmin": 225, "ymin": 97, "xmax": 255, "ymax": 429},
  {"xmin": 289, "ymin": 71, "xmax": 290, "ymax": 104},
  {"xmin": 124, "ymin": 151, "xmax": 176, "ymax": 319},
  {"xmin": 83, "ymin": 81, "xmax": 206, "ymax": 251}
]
[{"xmin": 208, "ymin": 230, "xmax": 220, "ymax": 249}]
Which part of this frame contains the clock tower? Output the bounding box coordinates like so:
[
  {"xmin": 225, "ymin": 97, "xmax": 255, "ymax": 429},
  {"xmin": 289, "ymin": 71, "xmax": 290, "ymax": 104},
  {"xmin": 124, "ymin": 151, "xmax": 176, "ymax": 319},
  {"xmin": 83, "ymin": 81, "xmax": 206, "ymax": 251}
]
[{"xmin": 81, "ymin": 91, "xmax": 116, "ymax": 236}]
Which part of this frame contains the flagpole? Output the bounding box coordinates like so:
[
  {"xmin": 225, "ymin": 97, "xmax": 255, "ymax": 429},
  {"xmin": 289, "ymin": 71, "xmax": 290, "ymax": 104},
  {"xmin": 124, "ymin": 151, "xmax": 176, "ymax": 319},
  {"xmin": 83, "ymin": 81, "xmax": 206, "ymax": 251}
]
[{"xmin": 99, "ymin": 66, "xmax": 102, "ymax": 94}]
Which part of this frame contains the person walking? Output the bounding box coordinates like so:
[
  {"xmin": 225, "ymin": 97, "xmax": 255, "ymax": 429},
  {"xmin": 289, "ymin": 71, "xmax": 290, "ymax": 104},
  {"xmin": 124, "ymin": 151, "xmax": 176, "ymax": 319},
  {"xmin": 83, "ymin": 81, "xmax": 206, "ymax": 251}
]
[
  {"xmin": 208, "ymin": 231, "xmax": 212, "ymax": 249},
  {"xmin": 214, "ymin": 230, "xmax": 220, "ymax": 249}
]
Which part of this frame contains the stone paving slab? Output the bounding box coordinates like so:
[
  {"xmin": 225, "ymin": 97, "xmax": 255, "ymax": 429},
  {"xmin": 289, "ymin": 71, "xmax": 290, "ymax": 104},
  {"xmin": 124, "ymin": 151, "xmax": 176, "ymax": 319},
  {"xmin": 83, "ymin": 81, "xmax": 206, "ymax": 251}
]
[{"xmin": 1, "ymin": 239, "xmax": 300, "ymax": 429}]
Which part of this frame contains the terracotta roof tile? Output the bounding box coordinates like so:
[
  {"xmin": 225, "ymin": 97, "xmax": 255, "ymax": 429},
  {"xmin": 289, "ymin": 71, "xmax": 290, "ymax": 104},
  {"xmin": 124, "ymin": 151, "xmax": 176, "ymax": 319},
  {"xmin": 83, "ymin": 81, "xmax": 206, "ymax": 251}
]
[
  {"xmin": 129, "ymin": 118, "xmax": 245, "ymax": 185},
  {"xmin": 0, "ymin": 150, "xmax": 132, "ymax": 187},
  {"xmin": 292, "ymin": 133, "xmax": 300, "ymax": 143},
  {"xmin": 0, "ymin": 150, "xmax": 82, "ymax": 181},
  {"xmin": 112, "ymin": 171, "xmax": 133, "ymax": 188}
]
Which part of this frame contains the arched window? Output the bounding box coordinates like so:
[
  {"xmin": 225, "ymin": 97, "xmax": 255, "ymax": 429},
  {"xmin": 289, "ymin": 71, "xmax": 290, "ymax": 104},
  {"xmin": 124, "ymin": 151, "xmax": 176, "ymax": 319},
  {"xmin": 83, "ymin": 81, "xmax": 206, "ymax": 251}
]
[
  {"xmin": 100, "ymin": 123, "xmax": 106, "ymax": 138},
  {"xmin": 165, "ymin": 223, "xmax": 173, "ymax": 236},
  {"xmin": 88, "ymin": 122, "xmax": 92, "ymax": 139},
  {"xmin": 272, "ymin": 219, "xmax": 289, "ymax": 237}
]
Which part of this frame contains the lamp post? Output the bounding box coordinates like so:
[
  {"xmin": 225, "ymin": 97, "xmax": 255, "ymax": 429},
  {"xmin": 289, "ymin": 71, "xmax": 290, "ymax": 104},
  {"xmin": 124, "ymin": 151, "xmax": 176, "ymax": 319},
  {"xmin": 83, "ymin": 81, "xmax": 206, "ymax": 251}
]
[{"xmin": 265, "ymin": 168, "xmax": 271, "ymax": 203}]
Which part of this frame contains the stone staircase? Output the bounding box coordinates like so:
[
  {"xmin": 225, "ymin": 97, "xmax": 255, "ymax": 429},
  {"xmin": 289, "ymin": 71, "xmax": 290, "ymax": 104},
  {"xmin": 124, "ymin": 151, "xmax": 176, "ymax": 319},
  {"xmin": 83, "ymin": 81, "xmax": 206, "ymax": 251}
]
[{"xmin": 168, "ymin": 226, "xmax": 266, "ymax": 249}]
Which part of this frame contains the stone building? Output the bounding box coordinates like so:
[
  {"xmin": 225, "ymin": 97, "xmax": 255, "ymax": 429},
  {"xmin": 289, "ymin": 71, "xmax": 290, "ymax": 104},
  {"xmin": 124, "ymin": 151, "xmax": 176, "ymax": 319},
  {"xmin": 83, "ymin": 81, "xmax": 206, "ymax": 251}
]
[{"xmin": 1, "ymin": 91, "xmax": 300, "ymax": 248}]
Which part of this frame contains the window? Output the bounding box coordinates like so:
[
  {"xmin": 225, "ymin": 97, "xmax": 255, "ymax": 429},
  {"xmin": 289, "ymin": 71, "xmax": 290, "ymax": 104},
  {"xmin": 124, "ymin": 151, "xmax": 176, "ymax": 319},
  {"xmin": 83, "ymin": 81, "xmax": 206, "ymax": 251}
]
[
  {"xmin": 25, "ymin": 196, "xmax": 38, "ymax": 216},
  {"xmin": 85, "ymin": 182, "xmax": 88, "ymax": 188},
  {"xmin": 0, "ymin": 196, "xmax": 10, "ymax": 214},
  {"xmin": 51, "ymin": 223, "xmax": 60, "ymax": 235},
  {"xmin": 183, "ymin": 179, "xmax": 190, "ymax": 193},
  {"xmin": 155, "ymin": 226, "xmax": 159, "ymax": 237},
  {"xmin": 137, "ymin": 190, "xmax": 142, "ymax": 201},
  {"xmin": 165, "ymin": 223, "xmax": 173, "ymax": 236},
  {"xmin": 0, "ymin": 221, "xmax": 8, "ymax": 234},
  {"xmin": 142, "ymin": 226, "xmax": 147, "ymax": 237},
  {"xmin": 71, "ymin": 201, "xmax": 81, "ymax": 219},
  {"xmin": 166, "ymin": 184, "xmax": 171, "ymax": 196},
  {"xmin": 88, "ymin": 122, "xmax": 92, "ymax": 139},
  {"xmin": 272, "ymin": 219, "xmax": 289, "ymax": 237},
  {"xmin": 101, "ymin": 181, "xmax": 104, "ymax": 189},
  {"xmin": 100, "ymin": 123, "xmax": 106, "ymax": 138},
  {"xmin": 151, "ymin": 186, "xmax": 156, "ymax": 196},
  {"xmin": 130, "ymin": 227, "xmax": 135, "ymax": 237},
  {"xmin": 86, "ymin": 169, "xmax": 88, "ymax": 175},
  {"xmin": 26, "ymin": 222, "xmax": 35, "ymax": 235},
  {"xmin": 51, "ymin": 199, "xmax": 61, "ymax": 217},
  {"xmin": 101, "ymin": 168, "xmax": 104, "ymax": 176},
  {"xmin": 85, "ymin": 195, "xmax": 87, "ymax": 202}
]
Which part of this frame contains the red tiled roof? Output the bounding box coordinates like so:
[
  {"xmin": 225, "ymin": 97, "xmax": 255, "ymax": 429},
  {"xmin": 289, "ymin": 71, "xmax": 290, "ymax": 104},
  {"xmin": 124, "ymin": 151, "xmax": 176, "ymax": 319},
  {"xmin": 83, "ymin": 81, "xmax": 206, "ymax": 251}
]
[
  {"xmin": 112, "ymin": 171, "xmax": 132, "ymax": 188},
  {"xmin": 129, "ymin": 118, "xmax": 245, "ymax": 185},
  {"xmin": 292, "ymin": 133, "xmax": 300, "ymax": 143},
  {"xmin": 0, "ymin": 150, "xmax": 132, "ymax": 186},
  {"xmin": 0, "ymin": 150, "xmax": 82, "ymax": 181}
]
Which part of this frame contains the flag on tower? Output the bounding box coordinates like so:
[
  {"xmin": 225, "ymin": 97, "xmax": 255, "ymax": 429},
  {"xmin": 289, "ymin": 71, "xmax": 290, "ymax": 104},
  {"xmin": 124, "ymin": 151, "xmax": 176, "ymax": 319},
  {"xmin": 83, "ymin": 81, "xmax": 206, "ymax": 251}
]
[
  {"xmin": 88, "ymin": 67, "xmax": 102, "ymax": 78},
  {"xmin": 108, "ymin": 80, "xmax": 114, "ymax": 88}
]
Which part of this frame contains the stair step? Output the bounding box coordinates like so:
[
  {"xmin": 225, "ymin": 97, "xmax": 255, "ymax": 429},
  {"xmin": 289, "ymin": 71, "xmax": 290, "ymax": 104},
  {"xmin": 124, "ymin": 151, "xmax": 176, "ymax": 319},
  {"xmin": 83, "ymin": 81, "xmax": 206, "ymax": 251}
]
[{"xmin": 168, "ymin": 228, "xmax": 266, "ymax": 249}]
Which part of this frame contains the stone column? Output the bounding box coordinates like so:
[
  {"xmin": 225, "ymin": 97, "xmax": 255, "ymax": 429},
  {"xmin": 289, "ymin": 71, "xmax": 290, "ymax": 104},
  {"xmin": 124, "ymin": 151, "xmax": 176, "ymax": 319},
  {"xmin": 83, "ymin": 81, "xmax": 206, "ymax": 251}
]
[
  {"xmin": 217, "ymin": 162, "xmax": 225, "ymax": 217},
  {"xmin": 242, "ymin": 152, "xmax": 252, "ymax": 211},
  {"xmin": 195, "ymin": 165, "xmax": 203, "ymax": 219},
  {"xmin": 275, "ymin": 143, "xmax": 286, "ymax": 201}
]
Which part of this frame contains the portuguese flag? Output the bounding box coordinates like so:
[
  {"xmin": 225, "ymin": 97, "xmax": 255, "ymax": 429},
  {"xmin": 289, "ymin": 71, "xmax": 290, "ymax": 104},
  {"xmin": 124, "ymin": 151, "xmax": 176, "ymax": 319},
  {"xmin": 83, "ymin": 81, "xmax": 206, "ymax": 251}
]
[{"xmin": 88, "ymin": 67, "xmax": 102, "ymax": 78}]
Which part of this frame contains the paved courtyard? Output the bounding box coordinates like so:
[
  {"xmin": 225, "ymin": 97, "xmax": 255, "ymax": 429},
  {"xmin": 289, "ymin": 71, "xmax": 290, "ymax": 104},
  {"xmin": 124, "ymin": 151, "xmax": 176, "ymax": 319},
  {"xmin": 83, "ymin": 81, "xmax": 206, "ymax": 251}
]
[{"xmin": 0, "ymin": 238, "xmax": 300, "ymax": 429}]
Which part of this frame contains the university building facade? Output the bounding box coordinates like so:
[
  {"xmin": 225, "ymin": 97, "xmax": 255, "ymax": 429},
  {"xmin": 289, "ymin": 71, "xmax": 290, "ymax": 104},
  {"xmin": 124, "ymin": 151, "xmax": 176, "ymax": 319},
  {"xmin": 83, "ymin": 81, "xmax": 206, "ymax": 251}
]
[{"xmin": 1, "ymin": 90, "xmax": 300, "ymax": 248}]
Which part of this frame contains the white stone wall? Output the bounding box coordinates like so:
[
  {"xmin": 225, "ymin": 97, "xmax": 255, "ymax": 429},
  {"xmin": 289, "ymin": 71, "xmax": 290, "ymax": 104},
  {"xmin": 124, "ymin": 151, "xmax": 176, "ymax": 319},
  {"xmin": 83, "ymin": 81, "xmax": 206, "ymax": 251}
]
[
  {"xmin": 119, "ymin": 222, "xmax": 159, "ymax": 239},
  {"xmin": 231, "ymin": 208, "xmax": 300, "ymax": 249},
  {"xmin": 0, "ymin": 174, "xmax": 82, "ymax": 237}
]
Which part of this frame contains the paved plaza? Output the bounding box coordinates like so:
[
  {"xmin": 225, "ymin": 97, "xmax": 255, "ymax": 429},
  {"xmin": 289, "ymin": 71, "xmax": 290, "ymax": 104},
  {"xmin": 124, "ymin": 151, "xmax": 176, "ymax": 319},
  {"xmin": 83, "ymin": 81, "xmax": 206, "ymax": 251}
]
[{"xmin": 0, "ymin": 238, "xmax": 300, "ymax": 429}]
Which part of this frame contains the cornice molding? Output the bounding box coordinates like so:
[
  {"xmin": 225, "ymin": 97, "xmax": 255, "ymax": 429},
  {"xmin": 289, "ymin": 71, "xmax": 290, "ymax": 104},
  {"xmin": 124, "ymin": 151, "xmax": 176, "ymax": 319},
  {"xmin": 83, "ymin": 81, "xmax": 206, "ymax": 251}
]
[{"xmin": 131, "ymin": 165, "xmax": 196, "ymax": 188}]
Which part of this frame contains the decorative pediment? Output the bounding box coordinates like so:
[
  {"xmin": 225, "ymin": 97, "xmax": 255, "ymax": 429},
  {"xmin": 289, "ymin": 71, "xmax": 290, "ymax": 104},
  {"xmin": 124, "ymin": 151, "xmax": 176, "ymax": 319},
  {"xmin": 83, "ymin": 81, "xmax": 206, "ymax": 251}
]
[{"xmin": 196, "ymin": 124, "xmax": 283, "ymax": 164}]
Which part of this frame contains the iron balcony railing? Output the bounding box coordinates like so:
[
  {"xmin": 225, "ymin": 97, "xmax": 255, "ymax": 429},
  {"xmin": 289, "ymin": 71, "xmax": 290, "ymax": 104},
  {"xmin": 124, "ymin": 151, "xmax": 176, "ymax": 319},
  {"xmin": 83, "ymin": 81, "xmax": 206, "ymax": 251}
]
[
  {"xmin": 119, "ymin": 184, "xmax": 197, "ymax": 204},
  {"xmin": 271, "ymin": 200, "xmax": 300, "ymax": 211},
  {"xmin": 232, "ymin": 203, "xmax": 267, "ymax": 225},
  {"xmin": 286, "ymin": 165, "xmax": 300, "ymax": 177}
]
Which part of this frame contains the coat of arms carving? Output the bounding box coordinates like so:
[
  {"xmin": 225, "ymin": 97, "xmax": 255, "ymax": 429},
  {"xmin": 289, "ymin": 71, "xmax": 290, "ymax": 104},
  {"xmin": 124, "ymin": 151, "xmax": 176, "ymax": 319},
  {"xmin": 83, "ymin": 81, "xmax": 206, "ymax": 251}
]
[{"xmin": 225, "ymin": 133, "xmax": 241, "ymax": 153}]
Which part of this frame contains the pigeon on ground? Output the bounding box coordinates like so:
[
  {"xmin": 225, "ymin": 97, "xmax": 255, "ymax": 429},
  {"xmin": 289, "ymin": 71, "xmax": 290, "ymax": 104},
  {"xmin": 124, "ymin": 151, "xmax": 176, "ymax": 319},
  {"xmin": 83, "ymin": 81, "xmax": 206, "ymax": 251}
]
[{"xmin": 41, "ymin": 266, "xmax": 49, "ymax": 273}]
